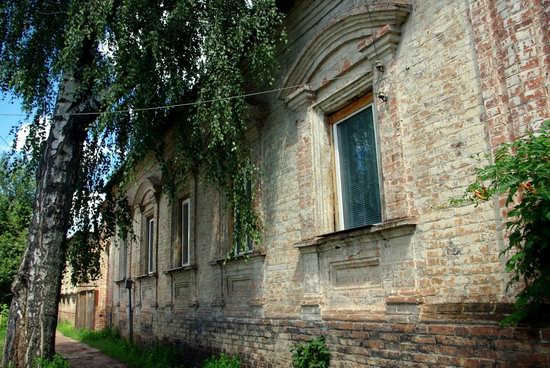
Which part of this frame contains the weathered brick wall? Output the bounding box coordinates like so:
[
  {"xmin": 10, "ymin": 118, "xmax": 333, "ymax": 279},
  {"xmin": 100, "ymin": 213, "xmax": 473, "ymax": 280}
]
[
  {"xmin": 58, "ymin": 293, "xmax": 77, "ymax": 325},
  {"xmin": 58, "ymin": 249, "xmax": 109, "ymax": 330},
  {"xmin": 116, "ymin": 314, "xmax": 548, "ymax": 368},
  {"xmin": 104, "ymin": 0, "xmax": 550, "ymax": 366},
  {"xmin": 394, "ymin": 0, "xmax": 507, "ymax": 307}
]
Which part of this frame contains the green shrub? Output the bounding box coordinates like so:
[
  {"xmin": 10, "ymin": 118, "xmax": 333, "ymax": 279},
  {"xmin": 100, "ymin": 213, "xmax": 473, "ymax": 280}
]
[
  {"xmin": 291, "ymin": 336, "xmax": 331, "ymax": 368},
  {"xmin": 35, "ymin": 354, "xmax": 69, "ymax": 368},
  {"xmin": 203, "ymin": 353, "xmax": 241, "ymax": 368},
  {"xmin": 451, "ymin": 120, "xmax": 550, "ymax": 325},
  {"xmin": 0, "ymin": 304, "xmax": 8, "ymax": 328}
]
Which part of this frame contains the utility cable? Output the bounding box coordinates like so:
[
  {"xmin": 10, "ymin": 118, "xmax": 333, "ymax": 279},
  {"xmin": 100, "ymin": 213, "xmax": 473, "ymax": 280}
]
[{"xmin": 0, "ymin": 70, "xmax": 371, "ymax": 118}]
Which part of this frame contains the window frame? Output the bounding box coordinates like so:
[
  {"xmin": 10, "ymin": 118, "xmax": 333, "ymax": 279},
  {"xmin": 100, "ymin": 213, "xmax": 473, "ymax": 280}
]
[
  {"xmin": 146, "ymin": 216, "xmax": 155, "ymax": 274},
  {"xmin": 118, "ymin": 237, "xmax": 127, "ymax": 280},
  {"xmin": 234, "ymin": 232, "xmax": 254, "ymax": 256},
  {"xmin": 331, "ymin": 101, "xmax": 383, "ymax": 230},
  {"xmin": 180, "ymin": 197, "xmax": 191, "ymax": 267},
  {"xmin": 229, "ymin": 179, "xmax": 254, "ymax": 256}
]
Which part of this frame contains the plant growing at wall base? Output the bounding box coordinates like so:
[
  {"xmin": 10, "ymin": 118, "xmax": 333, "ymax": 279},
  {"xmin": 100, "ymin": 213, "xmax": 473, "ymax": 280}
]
[
  {"xmin": 291, "ymin": 336, "xmax": 331, "ymax": 368},
  {"xmin": 450, "ymin": 120, "xmax": 550, "ymax": 325},
  {"xmin": 34, "ymin": 355, "xmax": 69, "ymax": 368},
  {"xmin": 203, "ymin": 353, "xmax": 241, "ymax": 368}
]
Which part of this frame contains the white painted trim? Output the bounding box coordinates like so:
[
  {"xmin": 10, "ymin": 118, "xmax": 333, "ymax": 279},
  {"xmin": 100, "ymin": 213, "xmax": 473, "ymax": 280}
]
[
  {"xmin": 147, "ymin": 217, "xmax": 155, "ymax": 274},
  {"xmin": 181, "ymin": 198, "xmax": 191, "ymax": 267}
]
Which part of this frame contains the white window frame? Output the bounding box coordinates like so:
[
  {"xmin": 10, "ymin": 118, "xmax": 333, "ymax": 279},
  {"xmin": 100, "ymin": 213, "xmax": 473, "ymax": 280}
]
[
  {"xmin": 119, "ymin": 237, "xmax": 127, "ymax": 280},
  {"xmin": 234, "ymin": 234, "xmax": 254, "ymax": 256},
  {"xmin": 181, "ymin": 198, "xmax": 191, "ymax": 267},
  {"xmin": 146, "ymin": 217, "xmax": 155, "ymax": 274},
  {"xmin": 332, "ymin": 103, "xmax": 382, "ymax": 230}
]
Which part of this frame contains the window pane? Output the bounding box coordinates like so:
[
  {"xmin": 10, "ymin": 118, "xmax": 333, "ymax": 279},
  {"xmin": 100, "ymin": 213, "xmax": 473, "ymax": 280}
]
[
  {"xmin": 336, "ymin": 106, "xmax": 381, "ymax": 228},
  {"xmin": 147, "ymin": 218, "xmax": 154, "ymax": 273},
  {"xmin": 182, "ymin": 201, "xmax": 189, "ymax": 265},
  {"xmin": 120, "ymin": 238, "xmax": 127, "ymax": 279}
]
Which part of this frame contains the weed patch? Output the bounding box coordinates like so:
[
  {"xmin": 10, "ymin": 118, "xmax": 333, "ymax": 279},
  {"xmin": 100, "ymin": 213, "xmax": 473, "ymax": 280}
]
[
  {"xmin": 291, "ymin": 336, "xmax": 331, "ymax": 368},
  {"xmin": 203, "ymin": 353, "xmax": 241, "ymax": 368}
]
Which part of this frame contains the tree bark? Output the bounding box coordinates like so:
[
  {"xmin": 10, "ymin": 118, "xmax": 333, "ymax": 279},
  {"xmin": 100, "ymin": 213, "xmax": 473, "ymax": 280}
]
[{"xmin": 2, "ymin": 73, "xmax": 100, "ymax": 368}]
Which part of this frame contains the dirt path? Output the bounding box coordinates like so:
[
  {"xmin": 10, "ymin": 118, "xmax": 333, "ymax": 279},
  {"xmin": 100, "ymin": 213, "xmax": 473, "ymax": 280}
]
[{"xmin": 55, "ymin": 332, "xmax": 128, "ymax": 368}]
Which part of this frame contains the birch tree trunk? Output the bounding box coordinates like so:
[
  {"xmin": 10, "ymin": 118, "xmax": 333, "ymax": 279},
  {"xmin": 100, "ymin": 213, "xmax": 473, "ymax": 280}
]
[{"xmin": 1, "ymin": 73, "xmax": 100, "ymax": 368}]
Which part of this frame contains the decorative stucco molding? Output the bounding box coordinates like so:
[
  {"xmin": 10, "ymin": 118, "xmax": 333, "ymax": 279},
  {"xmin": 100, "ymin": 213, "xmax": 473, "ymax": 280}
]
[
  {"xmin": 283, "ymin": 2, "xmax": 412, "ymax": 111},
  {"xmin": 130, "ymin": 176, "xmax": 161, "ymax": 208}
]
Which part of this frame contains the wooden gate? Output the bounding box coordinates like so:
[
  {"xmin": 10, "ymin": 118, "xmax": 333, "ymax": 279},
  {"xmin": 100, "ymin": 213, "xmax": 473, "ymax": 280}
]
[{"xmin": 75, "ymin": 290, "xmax": 96, "ymax": 330}]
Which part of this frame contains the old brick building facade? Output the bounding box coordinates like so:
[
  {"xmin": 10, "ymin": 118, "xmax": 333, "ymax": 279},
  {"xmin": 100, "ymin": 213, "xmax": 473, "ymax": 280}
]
[
  {"xmin": 105, "ymin": 1, "xmax": 550, "ymax": 366},
  {"xmin": 59, "ymin": 250, "xmax": 109, "ymax": 331}
]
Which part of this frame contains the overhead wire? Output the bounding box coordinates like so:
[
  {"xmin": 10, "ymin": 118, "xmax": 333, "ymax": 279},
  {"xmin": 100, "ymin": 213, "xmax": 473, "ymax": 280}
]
[
  {"xmin": 0, "ymin": 70, "xmax": 371, "ymax": 119},
  {"xmin": 2, "ymin": 2, "xmax": 390, "ymax": 119},
  {"xmin": 0, "ymin": 135, "xmax": 11, "ymax": 147}
]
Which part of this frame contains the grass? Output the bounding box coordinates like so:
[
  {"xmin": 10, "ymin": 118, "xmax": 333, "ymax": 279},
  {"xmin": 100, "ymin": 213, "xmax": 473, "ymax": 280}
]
[
  {"xmin": 0, "ymin": 303, "xmax": 7, "ymax": 363},
  {"xmin": 57, "ymin": 321, "xmax": 184, "ymax": 368},
  {"xmin": 2, "ymin": 321, "xmax": 242, "ymax": 368},
  {"xmin": 0, "ymin": 325, "xmax": 6, "ymax": 362}
]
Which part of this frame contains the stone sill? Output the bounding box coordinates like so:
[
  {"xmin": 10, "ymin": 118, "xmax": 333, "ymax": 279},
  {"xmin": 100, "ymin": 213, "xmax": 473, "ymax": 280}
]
[
  {"xmin": 114, "ymin": 278, "xmax": 126, "ymax": 284},
  {"xmin": 248, "ymin": 297, "xmax": 266, "ymax": 307},
  {"xmin": 210, "ymin": 300, "xmax": 225, "ymax": 307},
  {"xmin": 164, "ymin": 264, "xmax": 197, "ymax": 275},
  {"xmin": 166, "ymin": 300, "xmax": 199, "ymax": 309},
  {"xmin": 294, "ymin": 217, "xmax": 417, "ymax": 251},
  {"xmin": 209, "ymin": 248, "xmax": 267, "ymax": 266},
  {"xmin": 136, "ymin": 272, "xmax": 157, "ymax": 280},
  {"xmin": 386, "ymin": 295, "xmax": 423, "ymax": 305}
]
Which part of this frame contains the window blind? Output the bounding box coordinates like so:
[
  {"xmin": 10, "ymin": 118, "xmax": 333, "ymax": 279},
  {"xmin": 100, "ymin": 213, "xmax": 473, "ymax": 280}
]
[{"xmin": 336, "ymin": 106, "xmax": 381, "ymax": 229}]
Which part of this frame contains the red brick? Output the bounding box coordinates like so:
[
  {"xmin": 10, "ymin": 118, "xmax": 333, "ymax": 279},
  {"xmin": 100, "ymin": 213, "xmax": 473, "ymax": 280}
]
[
  {"xmin": 469, "ymin": 325, "xmax": 499, "ymax": 337},
  {"xmin": 513, "ymin": 327, "xmax": 541, "ymax": 340},
  {"xmin": 379, "ymin": 333, "xmax": 400, "ymax": 342},
  {"xmin": 411, "ymin": 335, "xmax": 436, "ymax": 344},
  {"xmin": 494, "ymin": 339, "xmax": 534, "ymax": 353},
  {"xmin": 514, "ymin": 353, "xmax": 548, "ymax": 367},
  {"xmin": 390, "ymin": 323, "xmax": 415, "ymax": 333},
  {"xmin": 427, "ymin": 325, "xmax": 455, "ymax": 335}
]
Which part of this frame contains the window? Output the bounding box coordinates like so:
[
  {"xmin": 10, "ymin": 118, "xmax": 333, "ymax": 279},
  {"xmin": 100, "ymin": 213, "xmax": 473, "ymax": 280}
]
[
  {"xmin": 181, "ymin": 198, "xmax": 191, "ymax": 266},
  {"xmin": 333, "ymin": 103, "xmax": 382, "ymax": 229},
  {"xmin": 146, "ymin": 216, "xmax": 155, "ymax": 274},
  {"xmin": 232, "ymin": 180, "xmax": 254, "ymax": 256},
  {"xmin": 119, "ymin": 237, "xmax": 127, "ymax": 280},
  {"xmin": 133, "ymin": 180, "xmax": 159, "ymax": 276},
  {"xmin": 234, "ymin": 230, "xmax": 254, "ymax": 256},
  {"xmin": 172, "ymin": 197, "xmax": 192, "ymax": 268}
]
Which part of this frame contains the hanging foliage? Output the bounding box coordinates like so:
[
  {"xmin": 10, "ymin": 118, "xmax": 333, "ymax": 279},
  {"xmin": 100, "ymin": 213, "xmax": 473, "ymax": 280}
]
[{"xmin": 2, "ymin": 0, "xmax": 284, "ymax": 284}]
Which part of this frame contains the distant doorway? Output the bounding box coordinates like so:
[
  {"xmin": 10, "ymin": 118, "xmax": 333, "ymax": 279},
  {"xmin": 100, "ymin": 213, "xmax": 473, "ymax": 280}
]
[{"xmin": 75, "ymin": 290, "xmax": 96, "ymax": 330}]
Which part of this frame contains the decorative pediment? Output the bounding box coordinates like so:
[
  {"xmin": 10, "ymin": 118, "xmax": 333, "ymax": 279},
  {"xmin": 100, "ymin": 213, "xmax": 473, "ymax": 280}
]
[
  {"xmin": 130, "ymin": 176, "xmax": 161, "ymax": 208},
  {"xmin": 282, "ymin": 2, "xmax": 412, "ymax": 111}
]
